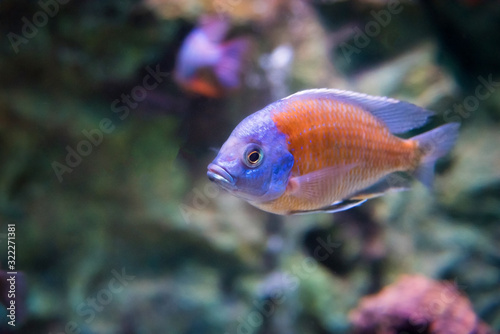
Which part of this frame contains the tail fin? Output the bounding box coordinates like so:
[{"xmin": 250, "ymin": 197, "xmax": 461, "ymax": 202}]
[
  {"xmin": 411, "ymin": 123, "xmax": 460, "ymax": 188},
  {"xmin": 214, "ymin": 38, "xmax": 249, "ymax": 89}
]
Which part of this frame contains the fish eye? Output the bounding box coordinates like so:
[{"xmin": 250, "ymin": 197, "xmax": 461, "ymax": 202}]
[{"xmin": 243, "ymin": 145, "xmax": 264, "ymax": 168}]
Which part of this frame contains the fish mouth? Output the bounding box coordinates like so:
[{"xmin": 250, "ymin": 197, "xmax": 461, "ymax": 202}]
[{"xmin": 207, "ymin": 164, "xmax": 236, "ymax": 190}]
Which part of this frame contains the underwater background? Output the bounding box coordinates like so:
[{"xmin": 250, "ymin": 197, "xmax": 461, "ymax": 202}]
[{"xmin": 1, "ymin": 0, "xmax": 500, "ymax": 333}]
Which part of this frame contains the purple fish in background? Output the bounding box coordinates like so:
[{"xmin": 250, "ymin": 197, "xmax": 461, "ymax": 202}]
[{"xmin": 174, "ymin": 16, "xmax": 250, "ymax": 98}]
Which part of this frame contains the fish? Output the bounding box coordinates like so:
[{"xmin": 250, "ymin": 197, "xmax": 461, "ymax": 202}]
[
  {"xmin": 207, "ymin": 89, "xmax": 460, "ymax": 215},
  {"xmin": 174, "ymin": 17, "xmax": 249, "ymax": 98}
]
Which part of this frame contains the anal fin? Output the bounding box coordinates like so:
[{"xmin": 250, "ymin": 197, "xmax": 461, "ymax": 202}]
[{"xmin": 290, "ymin": 198, "xmax": 367, "ymax": 215}]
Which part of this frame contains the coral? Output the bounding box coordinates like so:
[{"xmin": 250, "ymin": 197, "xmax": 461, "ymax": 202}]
[{"xmin": 349, "ymin": 274, "xmax": 494, "ymax": 334}]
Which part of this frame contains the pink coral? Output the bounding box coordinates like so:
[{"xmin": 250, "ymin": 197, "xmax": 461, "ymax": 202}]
[{"xmin": 349, "ymin": 274, "xmax": 494, "ymax": 334}]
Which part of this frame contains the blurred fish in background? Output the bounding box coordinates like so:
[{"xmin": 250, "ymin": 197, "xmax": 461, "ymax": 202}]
[{"xmin": 174, "ymin": 16, "xmax": 250, "ymax": 98}]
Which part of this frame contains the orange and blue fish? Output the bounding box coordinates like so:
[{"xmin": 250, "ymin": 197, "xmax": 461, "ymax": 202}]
[
  {"xmin": 207, "ymin": 89, "xmax": 460, "ymax": 215},
  {"xmin": 174, "ymin": 17, "xmax": 249, "ymax": 98}
]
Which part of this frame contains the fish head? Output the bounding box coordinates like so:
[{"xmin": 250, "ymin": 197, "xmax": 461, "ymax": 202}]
[{"xmin": 207, "ymin": 118, "xmax": 294, "ymax": 203}]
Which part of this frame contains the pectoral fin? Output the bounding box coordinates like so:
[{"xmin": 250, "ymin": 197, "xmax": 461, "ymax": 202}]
[{"xmin": 287, "ymin": 163, "xmax": 357, "ymax": 201}]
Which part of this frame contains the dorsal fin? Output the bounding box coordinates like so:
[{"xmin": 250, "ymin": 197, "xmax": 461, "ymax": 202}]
[{"xmin": 282, "ymin": 89, "xmax": 434, "ymax": 134}]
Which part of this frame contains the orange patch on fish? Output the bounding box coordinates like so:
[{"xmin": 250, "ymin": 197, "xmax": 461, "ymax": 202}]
[
  {"xmin": 263, "ymin": 97, "xmax": 421, "ymax": 214},
  {"xmin": 272, "ymin": 99, "xmax": 419, "ymax": 174}
]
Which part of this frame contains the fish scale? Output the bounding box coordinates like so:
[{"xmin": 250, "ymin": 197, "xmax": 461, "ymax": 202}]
[{"xmin": 263, "ymin": 98, "xmax": 420, "ymax": 213}]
